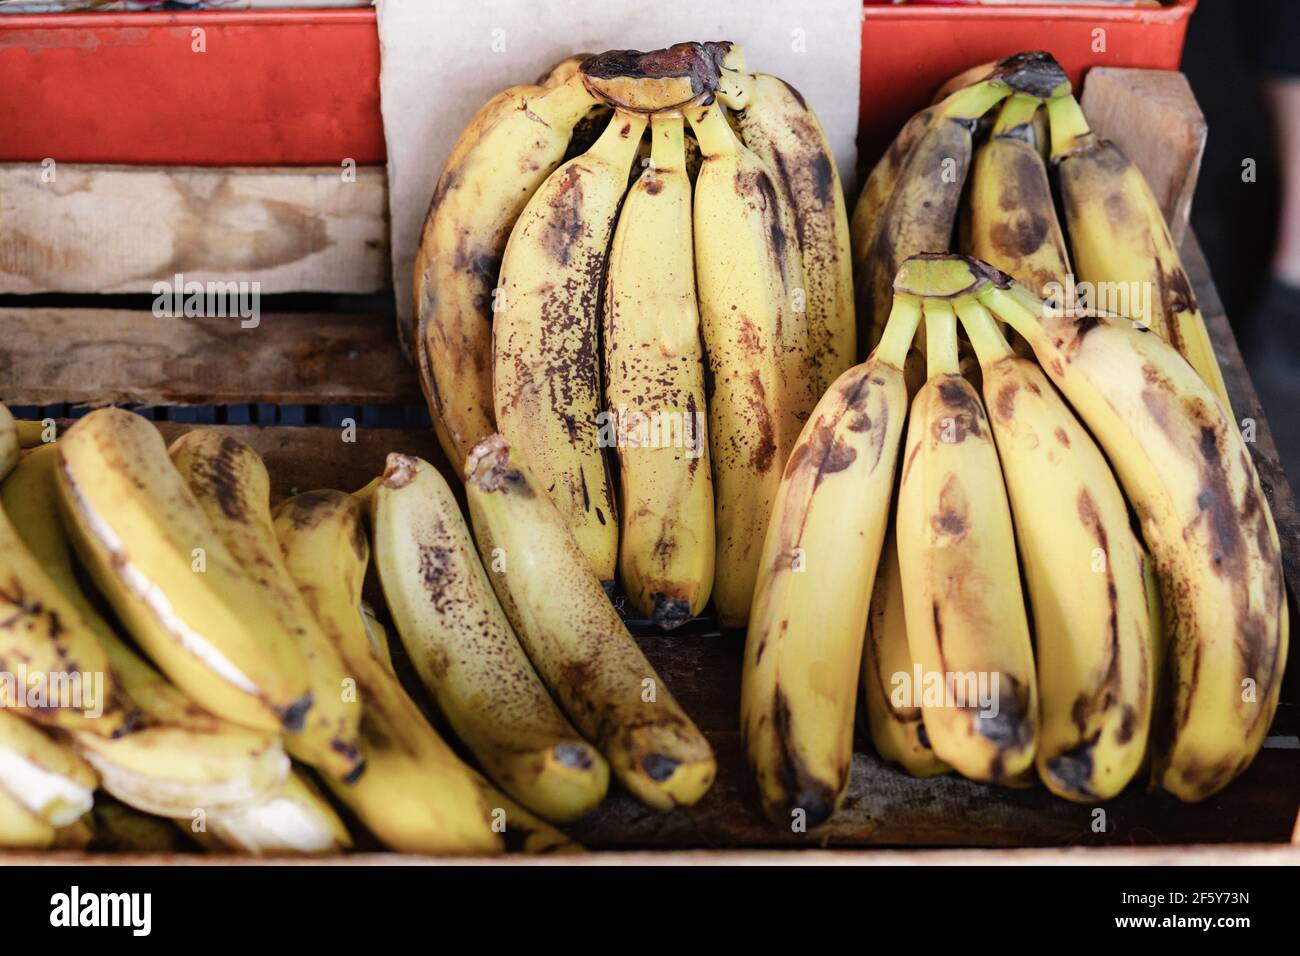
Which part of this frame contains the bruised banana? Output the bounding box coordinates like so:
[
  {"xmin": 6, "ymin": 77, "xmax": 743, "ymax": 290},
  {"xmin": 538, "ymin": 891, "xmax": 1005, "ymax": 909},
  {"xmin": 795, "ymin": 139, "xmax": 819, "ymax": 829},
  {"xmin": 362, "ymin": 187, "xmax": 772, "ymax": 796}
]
[
  {"xmin": 741, "ymin": 294, "xmax": 919, "ymax": 827},
  {"xmin": 0, "ymin": 710, "xmax": 96, "ymax": 827},
  {"xmin": 466, "ymin": 435, "xmax": 715, "ymax": 811},
  {"xmin": 688, "ymin": 97, "xmax": 813, "ymax": 627},
  {"xmin": 603, "ymin": 111, "xmax": 714, "ymax": 628},
  {"xmin": 414, "ymin": 58, "xmax": 599, "ymax": 463},
  {"xmin": 980, "ymin": 274, "xmax": 1287, "ymax": 802},
  {"xmin": 273, "ymin": 488, "xmax": 505, "ymax": 855},
  {"xmin": 853, "ymin": 52, "xmax": 1067, "ymax": 348},
  {"xmin": 1046, "ymin": 93, "xmax": 1231, "ymax": 413},
  {"xmin": 894, "ymin": 269, "xmax": 1038, "ymax": 784},
  {"xmin": 716, "ymin": 45, "xmax": 856, "ymax": 390},
  {"xmin": 55, "ymin": 408, "xmax": 311, "ymax": 733},
  {"xmin": 89, "ymin": 797, "xmax": 191, "ymax": 854},
  {"xmin": 965, "ymin": 93, "xmax": 1070, "ymax": 300},
  {"xmin": 957, "ymin": 291, "xmax": 1154, "ymax": 801},
  {"xmin": 862, "ymin": 532, "xmax": 949, "ymax": 778},
  {"xmin": 369, "ymin": 455, "xmax": 608, "ymax": 823},
  {"xmin": 3, "ymin": 443, "xmax": 289, "ymax": 819},
  {"xmin": 198, "ymin": 770, "xmax": 350, "ymax": 857},
  {"xmin": 169, "ymin": 430, "xmax": 362, "ymax": 782},
  {"xmin": 493, "ymin": 109, "xmax": 648, "ymax": 588}
]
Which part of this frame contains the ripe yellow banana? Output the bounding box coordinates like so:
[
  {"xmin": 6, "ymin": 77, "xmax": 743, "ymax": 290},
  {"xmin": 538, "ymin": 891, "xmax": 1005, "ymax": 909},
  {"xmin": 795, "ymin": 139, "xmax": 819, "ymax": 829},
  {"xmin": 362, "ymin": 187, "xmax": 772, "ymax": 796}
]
[
  {"xmin": 168, "ymin": 430, "xmax": 363, "ymax": 781},
  {"xmin": 1046, "ymin": 93, "xmax": 1231, "ymax": 413},
  {"xmin": 688, "ymin": 97, "xmax": 813, "ymax": 627},
  {"xmin": 957, "ymin": 292, "xmax": 1154, "ymax": 801},
  {"xmin": 0, "ymin": 709, "xmax": 97, "ymax": 827},
  {"xmin": 3, "ymin": 443, "xmax": 290, "ymax": 819},
  {"xmin": 368, "ymin": 455, "xmax": 608, "ymax": 822},
  {"xmin": 716, "ymin": 46, "xmax": 856, "ymax": 390},
  {"xmin": 893, "ymin": 269, "xmax": 1038, "ymax": 784},
  {"xmin": 198, "ymin": 769, "xmax": 351, "ymax": 857},
  {"xmin": 0, "ymin": 403, "xmax": 16, "ymax": 479},
  {"xmin": 965, "ymin": 93, "xmax": 1070, "ymax": 301},
  {"xmin": 854, "ymin": 53, "xmax": 1068, "ymax": 348},
  {"xmin": 861, "ymin": 532, "xmax": 949, "ymax": 778},
  {"xmin": 465, "ymin": 435, "xmax": 715, "ymax": 810},
  {"xmin": 603, "ymin": 111, "xmax": 714, "ymax": 628},
  {"xmin": 493, "ymin": 109, "xmax": 648, "ymax": 588},
  {"xmin": 741, "ymin": 294, "xmax": 919, "ymax": 827},
  {"xmin": 0, "ymin": 783, "xmax": 57, "ymax": 849},
  {"xmin": 413, "ymin": 59, "xmax": 599, "ymax": 464},
  {"xmin": 981, "ymin": 275, "xmax": 1287, "ymax": 802},
  {"xmin": 273, "ymin": 488, "xmax": 505, "ymax": 855},
  {"xmin": 55, "ymin": 408, "xmax": 310, "ymax": 733}
]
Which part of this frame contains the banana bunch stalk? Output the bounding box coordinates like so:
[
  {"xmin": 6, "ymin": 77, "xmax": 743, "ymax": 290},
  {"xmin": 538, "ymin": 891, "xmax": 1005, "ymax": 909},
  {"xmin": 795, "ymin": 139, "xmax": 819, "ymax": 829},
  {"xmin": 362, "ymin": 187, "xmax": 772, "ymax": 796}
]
[{"xmin": 416, "ymin": 40, "xmax": 853, "ymax": 629}]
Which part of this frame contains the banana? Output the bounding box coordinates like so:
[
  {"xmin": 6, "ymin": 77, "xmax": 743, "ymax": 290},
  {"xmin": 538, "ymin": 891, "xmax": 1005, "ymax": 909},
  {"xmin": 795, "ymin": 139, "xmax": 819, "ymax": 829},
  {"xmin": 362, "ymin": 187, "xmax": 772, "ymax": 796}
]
[
  {"xmin": 688, "ymin": 96, "xmax": 813, "ymax": 627},
  {"xmin": 893, "ymin": 263, "xmax": 1038, "ymax": 784},
  {"xmin": 16, "ymin": 418, "xmax": 57, "ymax": 450},
  {"xmin": 413, "ymin": 59, "xmax": 599, "ymax": 464},
  {"xmin": 602, "ymin": 111, "xmax": 714, "ymax": 628},
  {"xmin": 465, "ymin": 435, "xmax": 715, "ymax": 810},
  {"xmin": 367, "ymin": 455, "xmax": 608, "ymax": 822},
  {"xmin": 0, "ymin": 784, "xmax": 56, "ymax": 849},
  {"xmin": 90, "ymin": 797, "xmax": 191, "ymax": 854},
  {"xmin": 273, "ymin": 488, "xmax": 505, "ymax": 855},
  {"xmin": 978, "ymin": 271, "xmax": 1287, "ymax": 802},
  {"xmin": 0, "ymin": 403, "xmax": 16, "ymax": 479},
  {"xmin": 198, "ymin": 769, "xmax": 351, "ymax": 857},
  {"xmin": 740, "ymin": 294, "xmax": 919, "ymax": 827},
  {"xmin": 0, "ymin": 710, "xmax": 97, "ymax": 827},
  {"xmin": 964, "ymin": 93, "xmax": 1070, "ymax": 301},
  {"xmin": 861, "ymin": 532, "xmax": 949, "ymax": 778},
  {"xmin": 3, "ymin": 443, "xmax": 290, "ymax": 819},
  {"xmin": 1046, "ymin": 93, "xmax": 1231, "ymax": 412},
  {"xmin": 471, "ymin": 774, "xmax": 583, "ymax": 855},
  {"xmin": 0, "ymin": 478, "xmax": 127, "ymax": 737},
  {"xmin": 716, "ymin": 46, "xmax": 856, "ymax": 391},
  {"xmin": 956, "ymin": 292, "xmax": 1154, "ymax": 801},
  {"xmin": 55, "ymin": 408, "xmax": 310, "ymax": 733},
  {"xmin": 168, "ymin": 430, "xmax": 362, "ymax": 781},
  {"xmin": 853, "ymin": 52, "xmax": 1068, "ymax": 349}
]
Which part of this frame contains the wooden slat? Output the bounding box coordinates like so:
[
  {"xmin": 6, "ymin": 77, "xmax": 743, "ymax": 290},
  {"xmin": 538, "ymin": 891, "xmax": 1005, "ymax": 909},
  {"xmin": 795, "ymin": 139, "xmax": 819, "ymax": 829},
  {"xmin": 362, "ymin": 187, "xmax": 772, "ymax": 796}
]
[
  {"xmin": 0, "ymin": 308, "xmax": 421, "ymax": 407},
  {"xmin": 0, "ymin": 164, "xmax": 390, "ymax": 295},
  {"xmin": 1080, "ymin": 68, "xmax": 1206, "ymax": 248}
]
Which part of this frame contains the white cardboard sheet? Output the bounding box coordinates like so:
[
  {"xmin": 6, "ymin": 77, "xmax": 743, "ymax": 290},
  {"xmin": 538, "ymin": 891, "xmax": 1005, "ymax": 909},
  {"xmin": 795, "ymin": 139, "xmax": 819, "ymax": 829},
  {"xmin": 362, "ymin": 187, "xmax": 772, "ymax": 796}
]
[{"xmin": 376, "ymin": 0, "xmax": 862, "ymax": 325}]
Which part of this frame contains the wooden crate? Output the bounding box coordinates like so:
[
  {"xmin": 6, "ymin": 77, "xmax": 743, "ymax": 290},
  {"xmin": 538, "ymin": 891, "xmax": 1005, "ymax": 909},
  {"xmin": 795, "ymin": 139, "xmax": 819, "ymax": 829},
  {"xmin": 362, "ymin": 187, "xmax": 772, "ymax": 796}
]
[{"xmin": 0, "ymin": 69, "xmax": 1297, "ymax": 864}]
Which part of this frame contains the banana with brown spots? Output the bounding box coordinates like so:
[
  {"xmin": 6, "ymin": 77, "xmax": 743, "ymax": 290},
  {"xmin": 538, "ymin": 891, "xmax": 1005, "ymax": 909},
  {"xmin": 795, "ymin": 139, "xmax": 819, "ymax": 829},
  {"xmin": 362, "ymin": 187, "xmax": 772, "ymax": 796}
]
[
  {"xmin": 465, "ymin": 435, "xmax": 715, "ymax": 811},
  {"xmin": 365, "ymin": 455, "xmax": 608, "ymax": 824},
  {"xmin": 741, "ymin": 290, "xmax": 920, "ymax": 827},
  {"xmin": 978, "ymin": 267, "xmax": 1286, "ymax": 803}
]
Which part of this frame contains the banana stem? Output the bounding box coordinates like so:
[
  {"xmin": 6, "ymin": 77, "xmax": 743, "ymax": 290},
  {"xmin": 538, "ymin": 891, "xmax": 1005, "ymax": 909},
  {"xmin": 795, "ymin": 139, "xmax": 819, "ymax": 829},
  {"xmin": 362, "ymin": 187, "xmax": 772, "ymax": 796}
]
[
  {"xmin": 922, "ymin": 299, "xmax": 961, "ymax": 378},
  {"xmin": 875, "ymin": 294, "xmax": 924, "ymax": 368},
  {"xmin": 686, "ymin": 101, "xmax": 738, "ymax": 156},
  {"xmin": 939, "ymin": 78, "xmax": 1013, "ymax": 123},
  {"xmin": 992, "ymin": 93, "xmax": 1042, "ymax": 138},
  {"xmin": 588, "ymin": 109, "xmax": 649, "ymax": 165},
  {"xmin": 531, "ymin": 71, "xmax": 601, "ymax": 129},
  {"xmin": 649, "ymin": 112, "xmax": 685, "ymax": 172},
  {"xmin": 954, "ymin": 297, "xmax": 1014, "ymax": 366},
  {"xmin": 1046, "ymin": 94, "xmax": 1095, "ymax": 161},
  {"xmin": 978, "ymin": 286, "xmax": 1043, "ymax": 342}
]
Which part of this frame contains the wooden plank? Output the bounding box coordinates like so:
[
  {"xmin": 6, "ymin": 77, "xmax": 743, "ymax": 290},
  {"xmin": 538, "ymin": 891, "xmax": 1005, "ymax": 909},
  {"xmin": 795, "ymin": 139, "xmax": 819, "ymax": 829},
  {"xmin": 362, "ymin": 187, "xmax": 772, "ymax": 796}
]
[
  {"xmin": 0, "ymin": 164, "xmax": 390, "ymax": 295},
  {"xmin": 0, "ymin": 308, "xmax": 421, "ymax": 407},
  {"xmin": 1080, "ymin": 68, "xmax": 1206, "ymax": 248}
]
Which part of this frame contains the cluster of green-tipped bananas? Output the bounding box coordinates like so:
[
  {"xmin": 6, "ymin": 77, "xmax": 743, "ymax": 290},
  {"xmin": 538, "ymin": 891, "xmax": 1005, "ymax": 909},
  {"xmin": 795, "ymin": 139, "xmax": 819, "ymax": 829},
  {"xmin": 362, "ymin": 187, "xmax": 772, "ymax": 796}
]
[
  {"xmin": 0, "ymin": 401, "xmax": 716, "ymax": 854},
  {"xmin": 852, "ymin": 50, "xmax": 1231, "ymax": 411},
  {"xmin": 413, "ymin": 40, "xmax": 853, "ymax": 630},
  {"xmin": 742, "ymin": 252, "xmax": 1286, "ymax": 829}
]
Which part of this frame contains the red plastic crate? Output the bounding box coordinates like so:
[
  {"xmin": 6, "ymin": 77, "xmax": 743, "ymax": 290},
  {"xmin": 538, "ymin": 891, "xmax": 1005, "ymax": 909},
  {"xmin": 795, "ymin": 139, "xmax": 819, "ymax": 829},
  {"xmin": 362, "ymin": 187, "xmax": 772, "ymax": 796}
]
[{"xmin": 859, "ymin": 0, "xmax": 1196, "ymax": 168}]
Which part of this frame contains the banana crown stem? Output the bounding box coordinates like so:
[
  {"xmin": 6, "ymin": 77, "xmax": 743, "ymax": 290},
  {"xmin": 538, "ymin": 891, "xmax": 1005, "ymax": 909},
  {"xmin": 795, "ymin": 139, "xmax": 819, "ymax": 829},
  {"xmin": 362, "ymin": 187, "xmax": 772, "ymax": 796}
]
[
  {"xmin": 532, "ymin": 71, "xmax": 601, "ymax": 128},
  {"xmin": 978, "ymin": 285, "xmax": 1042, "ymax": 341},
  {"xmin": 992, "ymin": 93, "xmax": 1042, "ymax": 138},
  {"xmin": 875, "ymin": 294, "xmax": 924, "ymax": 368},
  {"xmin": 1046, "ymin": 94, "xmax": 1096, "ymax": 161},
  {"xmin": 649, "ymin": 111, "xmax": 686, "ymax": 170},
  {"xmin": 939, "ymin": 78, "xmax": 1013, "ymax": 123},
  {"xmin": 686, "ymin": 102, "xmax": 738, "ymax": 156},
  {"xmin": 954, "ymin": 296, "xmax": 1014, "ymax": 365},
  {"xmin": 588, "ymin": 109, "xmax": 649, "ymax": 165},
  {"xmin": 922, "ymin": 298, "xmax": 961, "ymax": 377}
]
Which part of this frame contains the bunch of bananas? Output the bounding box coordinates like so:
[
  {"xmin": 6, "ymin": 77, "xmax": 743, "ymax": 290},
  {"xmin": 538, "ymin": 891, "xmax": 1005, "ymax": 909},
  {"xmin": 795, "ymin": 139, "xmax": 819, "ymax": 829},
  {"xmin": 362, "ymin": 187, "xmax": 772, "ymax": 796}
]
[
  {"xmin": 740, "ymin": 53, "xmax": 1284, "ymax": 829},
  {"xmin": 413, "ymin": 40, "xmax": 854, "ymax": 630},
  {"xmin": 0, "ymin": 398, "xmax": 717, "ymax": 854}
]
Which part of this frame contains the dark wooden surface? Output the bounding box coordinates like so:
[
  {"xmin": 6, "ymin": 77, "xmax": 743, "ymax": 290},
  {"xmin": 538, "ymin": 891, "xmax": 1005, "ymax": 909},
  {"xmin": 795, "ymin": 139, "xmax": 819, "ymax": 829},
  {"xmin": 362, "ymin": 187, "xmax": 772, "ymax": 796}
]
[{"xmin": 0, "ymin": 308, "xmax": 422, "ymax": 407}]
